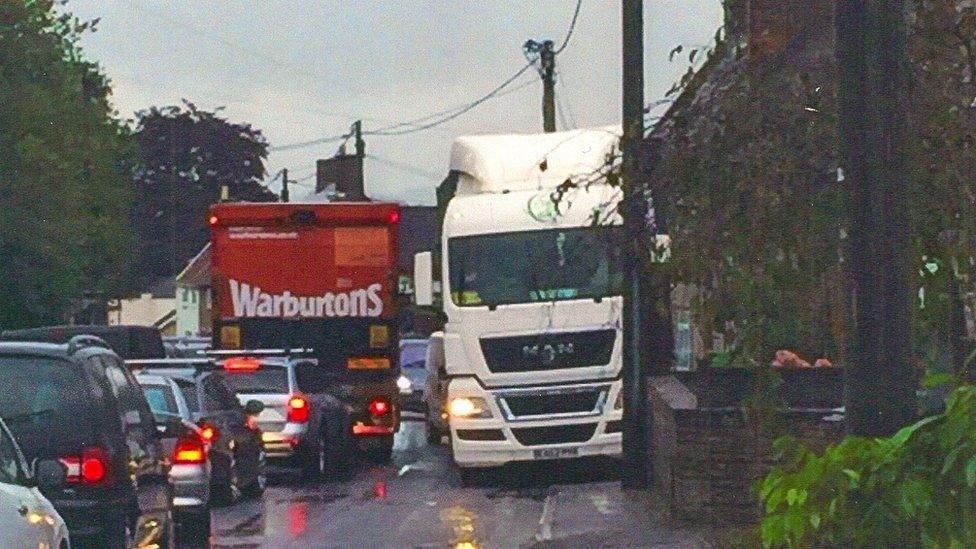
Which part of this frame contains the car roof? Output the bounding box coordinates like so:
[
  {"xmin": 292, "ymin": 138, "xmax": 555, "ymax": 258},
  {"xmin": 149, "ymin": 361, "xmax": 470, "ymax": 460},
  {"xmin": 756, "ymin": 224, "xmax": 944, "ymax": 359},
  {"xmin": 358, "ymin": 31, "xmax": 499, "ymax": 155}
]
[{"xmin": 0, "ymin": 341, "xmax": 71, "ymax": 358}]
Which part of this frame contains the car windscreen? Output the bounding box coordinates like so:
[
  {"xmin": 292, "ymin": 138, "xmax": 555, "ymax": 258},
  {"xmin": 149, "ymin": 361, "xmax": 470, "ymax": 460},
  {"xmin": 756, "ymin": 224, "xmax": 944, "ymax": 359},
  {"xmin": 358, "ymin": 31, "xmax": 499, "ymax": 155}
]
[
  {"xmin": 0, "ymin": 357, "xmax": 97, "ymax": 459},
  {"xmin": 448, "ymin": 226, "xmax": 623, "ymax": 307},
  {"xmin": 218, "ymin": 368, "xmax": 290, "ymax": 395}
]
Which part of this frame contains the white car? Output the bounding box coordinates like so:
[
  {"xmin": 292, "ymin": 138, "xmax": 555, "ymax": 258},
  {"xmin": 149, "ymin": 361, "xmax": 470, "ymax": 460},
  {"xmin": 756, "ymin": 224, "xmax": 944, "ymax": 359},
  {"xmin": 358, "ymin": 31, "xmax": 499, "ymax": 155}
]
[{"xmin": 0, "ymin": 417, "xmax": 70, "ymax": 549}]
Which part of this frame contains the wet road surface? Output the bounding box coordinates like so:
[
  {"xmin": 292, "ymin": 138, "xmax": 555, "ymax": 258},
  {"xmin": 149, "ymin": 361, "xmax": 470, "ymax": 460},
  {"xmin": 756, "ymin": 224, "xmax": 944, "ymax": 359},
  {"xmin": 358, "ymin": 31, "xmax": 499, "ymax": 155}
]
[{"xmin": 208, "ymin": 418, "xmax": 706, "ymax": 548}]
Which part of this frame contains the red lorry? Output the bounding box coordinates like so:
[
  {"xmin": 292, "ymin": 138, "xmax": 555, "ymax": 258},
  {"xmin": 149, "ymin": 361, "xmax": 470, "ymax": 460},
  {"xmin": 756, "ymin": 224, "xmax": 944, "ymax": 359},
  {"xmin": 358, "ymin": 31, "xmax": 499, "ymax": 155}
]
[{"xmin": 208, "ymin": 202, "xmax": 401, "ymax": 460}]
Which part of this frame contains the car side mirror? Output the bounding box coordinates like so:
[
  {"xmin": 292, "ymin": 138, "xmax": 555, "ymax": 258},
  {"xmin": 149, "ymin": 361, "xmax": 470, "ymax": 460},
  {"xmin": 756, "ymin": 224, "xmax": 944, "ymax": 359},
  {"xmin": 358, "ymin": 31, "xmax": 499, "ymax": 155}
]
[
  {"xmin": 244, "ymin": 400, "xmax": 265, "ymax": 415},
  {"xmin": 414, "ymin": 251, "xmax": 434, "ymax": 307},
  {"xmin": 34, "ymin": 459, "xmax": 66, "ymax": 490}
]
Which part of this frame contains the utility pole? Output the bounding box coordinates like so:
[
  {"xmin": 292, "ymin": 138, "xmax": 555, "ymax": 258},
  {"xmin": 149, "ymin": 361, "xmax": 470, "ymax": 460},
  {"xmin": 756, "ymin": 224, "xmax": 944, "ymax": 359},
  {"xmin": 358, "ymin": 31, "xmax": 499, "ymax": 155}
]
[
  {"xmin": 281, "ymin": 168, "xmax": 290, "ymax": 203},
  {"xmin": 836, "ymin": 1, "xmax": 915, "ymax": 436},
  {"xmin": 621, "ymin": 0, "xmax": 649, "ymax": 489},
  {"xmin": 524, "ymin": 39, "xmax": 557, "ymax": 132}
]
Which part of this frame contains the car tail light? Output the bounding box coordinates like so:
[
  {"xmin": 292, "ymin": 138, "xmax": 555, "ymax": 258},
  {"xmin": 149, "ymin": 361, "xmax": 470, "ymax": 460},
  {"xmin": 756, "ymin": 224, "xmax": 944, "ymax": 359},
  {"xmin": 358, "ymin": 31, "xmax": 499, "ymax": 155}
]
[
  {"xmin": 60, "ymin": 446, "xmax": 111, "ymax": 486},
  {"xmin": 223, "ymin": 357, "xmax": 261, "ymax": 372},
  {"xmin": 368, "ymin": 398, "xmax": 391, "ymax": 417},
  {"xmin": 173, "ymin": 437, "xmax": 206, "ymax": 465},
  {"xmin": 287, "ymin": 395, "xmax": 309, "ymax": 423},
  {"xmin": 388, "ymin": 210, "xmax": 400, "ymax": 224},
  {"xmin": 198, "ymin": 423, "xmax": 218, "ymax": 444}
]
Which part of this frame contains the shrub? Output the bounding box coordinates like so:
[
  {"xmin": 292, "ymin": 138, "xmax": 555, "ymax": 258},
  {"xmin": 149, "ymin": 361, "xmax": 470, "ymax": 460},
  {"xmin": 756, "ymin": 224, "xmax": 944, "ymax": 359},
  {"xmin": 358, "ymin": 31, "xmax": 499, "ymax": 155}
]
[{"xmin": 759, "ymin": 385, "xmax": 976, "ymax": 548}]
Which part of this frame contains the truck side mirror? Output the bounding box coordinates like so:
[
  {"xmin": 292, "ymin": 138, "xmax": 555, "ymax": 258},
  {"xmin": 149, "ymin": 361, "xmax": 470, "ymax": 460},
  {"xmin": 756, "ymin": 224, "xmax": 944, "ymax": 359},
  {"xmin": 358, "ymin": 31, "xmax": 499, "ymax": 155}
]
[{"xmin": 414, "ymin": 251, "xmax": 434, "ymax": 307}]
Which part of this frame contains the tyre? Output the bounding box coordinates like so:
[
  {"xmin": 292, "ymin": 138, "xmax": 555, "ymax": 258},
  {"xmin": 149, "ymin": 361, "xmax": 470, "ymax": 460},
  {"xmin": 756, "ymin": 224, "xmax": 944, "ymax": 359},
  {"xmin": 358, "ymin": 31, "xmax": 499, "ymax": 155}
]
[
  {"xmin": 364, "ymin": 436, "xmax": 394, "ymax": 464},
  {"xmin": 426, "ymin": 422, "xmax": 441, "ymax": 445},
  {"xmin": 177, "ymin": 510, "xmax": 211, "ymax": 548}
]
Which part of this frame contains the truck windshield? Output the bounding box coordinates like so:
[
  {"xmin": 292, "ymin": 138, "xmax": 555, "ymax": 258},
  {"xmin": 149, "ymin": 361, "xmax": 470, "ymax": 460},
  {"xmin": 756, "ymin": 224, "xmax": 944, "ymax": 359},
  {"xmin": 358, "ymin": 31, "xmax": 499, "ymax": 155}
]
[{"xmin": 448, "ymin": 226, "xmax": 622, "ymax": 307}]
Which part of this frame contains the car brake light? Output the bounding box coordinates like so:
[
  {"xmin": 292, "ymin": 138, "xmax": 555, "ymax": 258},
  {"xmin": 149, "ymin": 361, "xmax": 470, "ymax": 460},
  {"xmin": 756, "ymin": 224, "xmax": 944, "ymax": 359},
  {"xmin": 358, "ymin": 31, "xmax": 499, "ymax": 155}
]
[
  {"xmin": 173, "ymin": 437, "xmax": 206, "ymax": 465},
  {"xmin": 198, "ymin": 424, "xmax": 218, "ymax": 443},
  {"xmin": 388, "ymin": 210, "xmax": 400, "ymax": 224},
  {"xmin": 287, "ymin": 395, "xmax": 309, "ymax": 423},
  {"xmin": 208, "ymin": 214, "xmax": 219, "ymax": 226},
  {"xmin": 368, "ymin": 398, "xmax": 390, "ymax": 417},
  {"xmin": 60, "ymin": 446, "xmax": 111, "ymax": 486},
  {"xmin": 223, "ymin": 357, "xmax": 261, "ymax": 372}
]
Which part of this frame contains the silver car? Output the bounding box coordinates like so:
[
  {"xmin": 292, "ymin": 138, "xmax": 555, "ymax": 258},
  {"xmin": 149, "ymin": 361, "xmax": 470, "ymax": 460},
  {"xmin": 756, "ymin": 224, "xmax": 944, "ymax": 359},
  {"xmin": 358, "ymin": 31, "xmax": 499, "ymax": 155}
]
[{"xmin": 136, "ymin": 373, "xmax": 212, "ymax": 544}]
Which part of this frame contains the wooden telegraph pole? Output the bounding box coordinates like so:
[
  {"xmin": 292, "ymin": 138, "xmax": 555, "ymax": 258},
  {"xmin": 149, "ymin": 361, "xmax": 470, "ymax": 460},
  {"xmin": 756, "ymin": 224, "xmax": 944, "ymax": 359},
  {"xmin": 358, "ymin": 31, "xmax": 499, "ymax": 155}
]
[{"xmin": 836, "ymin": 1, "xmax": 916, "ymax": 435}]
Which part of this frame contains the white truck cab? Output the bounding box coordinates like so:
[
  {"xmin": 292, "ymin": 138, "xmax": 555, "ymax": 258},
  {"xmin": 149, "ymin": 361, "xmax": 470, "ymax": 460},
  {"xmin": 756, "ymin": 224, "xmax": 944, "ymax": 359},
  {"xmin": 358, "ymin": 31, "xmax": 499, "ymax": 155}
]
[{"xmin": 416, "ymin": 129, "xmax": 624, "ymax": 479}]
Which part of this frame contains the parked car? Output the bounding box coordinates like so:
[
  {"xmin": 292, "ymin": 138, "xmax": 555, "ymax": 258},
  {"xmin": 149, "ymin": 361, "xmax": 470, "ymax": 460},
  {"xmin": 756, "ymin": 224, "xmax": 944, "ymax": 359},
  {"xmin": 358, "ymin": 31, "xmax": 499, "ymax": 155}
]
[
  {"xmin": 398, "ymin": 338, "xmax": 429, "ymax": 413},
  {"xmin": 423, "ymin": 332, "xmax": 448, "ymax": 444},
  {"xmin": 127, "ymin": 360, "xmax": 266, "ymax": 505},
  {"xmin": 1, "ymin": 325, "xmax": 166, "ymax": 360},
  {"xmin": 0, "ymin": 417, "xmax": 70, "ymax": 549},
  {"xmin": 0, "ymin": 336, "xmax": 175, "ymax": 548},
  {"xmin": 214, "ymin": 354, "xmax": 359, "ymax": 479},
  {"xmin": 136, "ymin": 372, "xmax": 212, "ymax": 544}
]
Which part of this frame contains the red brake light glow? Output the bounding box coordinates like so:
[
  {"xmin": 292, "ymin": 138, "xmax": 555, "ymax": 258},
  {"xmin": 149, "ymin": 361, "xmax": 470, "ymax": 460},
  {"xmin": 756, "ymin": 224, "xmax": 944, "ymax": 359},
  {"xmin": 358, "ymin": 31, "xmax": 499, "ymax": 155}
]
[
  {"xmin": 61, "ymin": 446, "xmax": 111, "ymax": 485},
  {"xmin": 208, "ymin": 214, "xmax": 219, "ymax": 226},
  {"xmin": 287, "ymin": 395, "xmax": 309, "ymax": 423},
  {"xmin": 388, "ymin": 210, "xmax": 400, "ymax": 224},
  {"xmin": 368, "ymin": 398, "xmax": 390, "ymax": 417},
  {"xmin": 173, "ymin": 437, "xmax": 206, "ymax": 465},
  {"xmin": 223, "ymin": 357, "xmax": 261, "ymax": 372}
]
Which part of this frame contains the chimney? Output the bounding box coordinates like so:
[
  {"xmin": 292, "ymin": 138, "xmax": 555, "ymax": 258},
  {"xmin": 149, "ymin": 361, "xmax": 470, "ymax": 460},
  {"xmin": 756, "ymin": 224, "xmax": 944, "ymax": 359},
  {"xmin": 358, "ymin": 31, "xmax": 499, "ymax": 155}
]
[
  {"xmin": 316, "ymin": 154, "xmax": 368, "ymax": 201},
  {"xmin": 747, "ymin": 0, "xmax": 800, "ymax": 63}
]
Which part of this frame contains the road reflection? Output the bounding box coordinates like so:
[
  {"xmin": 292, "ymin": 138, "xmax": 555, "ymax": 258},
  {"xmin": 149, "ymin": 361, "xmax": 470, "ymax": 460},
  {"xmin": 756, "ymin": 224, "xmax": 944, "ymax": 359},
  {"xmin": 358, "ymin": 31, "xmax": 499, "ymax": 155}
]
[{"xmin": 441, "ymin": 505, "xmax": 480, "ymax": 548}]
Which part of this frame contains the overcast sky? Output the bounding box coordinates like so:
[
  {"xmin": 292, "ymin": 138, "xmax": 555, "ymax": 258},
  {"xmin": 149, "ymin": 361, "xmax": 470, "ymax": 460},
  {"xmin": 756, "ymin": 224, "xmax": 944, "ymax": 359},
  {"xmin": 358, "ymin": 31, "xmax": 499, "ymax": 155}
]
[{"xmin": 69, "ymin": 0, "xmax": 723, "ymax": 205}]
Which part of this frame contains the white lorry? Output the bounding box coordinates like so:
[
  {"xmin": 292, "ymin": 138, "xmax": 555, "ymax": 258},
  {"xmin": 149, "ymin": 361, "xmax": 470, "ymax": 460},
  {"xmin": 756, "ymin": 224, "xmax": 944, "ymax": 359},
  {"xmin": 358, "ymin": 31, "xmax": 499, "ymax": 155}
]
[{"xmin": 415, "ymin": 128, "xmax": 625, "ymax": 483}]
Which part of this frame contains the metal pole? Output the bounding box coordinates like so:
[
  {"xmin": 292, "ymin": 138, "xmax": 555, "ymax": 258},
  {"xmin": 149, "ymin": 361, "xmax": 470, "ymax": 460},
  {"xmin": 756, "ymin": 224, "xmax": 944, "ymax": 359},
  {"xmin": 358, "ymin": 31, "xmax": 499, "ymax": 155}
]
[
  {"xmin": 836, "ymin": 0, "xmax": 915, "ymax": 436},
  {"xmin": 621, "ymin": 0, "xmax": 648, "ymax": 489}
]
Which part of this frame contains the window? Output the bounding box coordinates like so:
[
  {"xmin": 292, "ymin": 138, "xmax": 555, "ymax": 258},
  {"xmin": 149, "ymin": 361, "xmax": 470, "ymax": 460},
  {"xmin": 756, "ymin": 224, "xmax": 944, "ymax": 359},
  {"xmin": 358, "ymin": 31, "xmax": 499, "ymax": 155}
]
[
  {"xmin": 201, "ymin": 375, "xmax": 242, "ymax": 412},
  {"xmin": 0, "ymin": 424, "xmax": 22, "ymax": 485},
  {"xmin": 176, "ymin": 380, "xmax": 200, "ymax": 414},
  {"xmin": 142, "ymin": 385, "xmax": 178, "ymax": 416},
  {"xmin": 295, "ymin": 361, "xmax": 337, "ymax": 393},
  {"xmin": 448, "ymin": 226, "xmax": 623, "ymax": 307},
  {"xmin": 219, "ymin": 367, "xmax": 290, "ymax": 395},
  {"xmin": 103, "ymin": 357, "xmax": 153, "ymax": 429}
]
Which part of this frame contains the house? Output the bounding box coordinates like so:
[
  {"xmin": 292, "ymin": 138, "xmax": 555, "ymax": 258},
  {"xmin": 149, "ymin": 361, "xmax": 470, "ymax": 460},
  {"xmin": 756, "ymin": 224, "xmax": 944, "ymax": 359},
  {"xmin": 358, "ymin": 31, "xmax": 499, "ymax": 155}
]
[
  {"xmin": 107, "ymin": 278, "xmax": 177, "ymax": 335},
  {"xmin": 175, "ymin": 243, "xmax": 212, "ymax": 337}
]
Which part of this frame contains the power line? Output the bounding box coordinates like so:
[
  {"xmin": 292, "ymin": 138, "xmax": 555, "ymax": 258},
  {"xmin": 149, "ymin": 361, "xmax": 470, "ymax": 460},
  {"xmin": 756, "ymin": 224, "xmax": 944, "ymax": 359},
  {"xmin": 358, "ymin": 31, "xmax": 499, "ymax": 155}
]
[
  {"xmin": 268, "ymin": 133, "xmax": 350, "ymax": 153},
  {"xmin": 555, "ymin": 0, "xmax": 583, "ymax": 54},
  {"xmin": 366, "ymin": 154, "xmax": 442, "ymax": 181},
  {"xmin": 366, "ymin": 62, "xmax": 537, "ymax": 137}
]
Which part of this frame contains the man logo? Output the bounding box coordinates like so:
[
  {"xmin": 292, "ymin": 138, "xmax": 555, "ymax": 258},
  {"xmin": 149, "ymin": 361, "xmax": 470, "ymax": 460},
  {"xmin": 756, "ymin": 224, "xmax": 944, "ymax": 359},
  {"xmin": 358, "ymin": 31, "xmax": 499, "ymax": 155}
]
[{"xmin": 522, "ymin": 342, "xmax": 575, "ymax": 366}]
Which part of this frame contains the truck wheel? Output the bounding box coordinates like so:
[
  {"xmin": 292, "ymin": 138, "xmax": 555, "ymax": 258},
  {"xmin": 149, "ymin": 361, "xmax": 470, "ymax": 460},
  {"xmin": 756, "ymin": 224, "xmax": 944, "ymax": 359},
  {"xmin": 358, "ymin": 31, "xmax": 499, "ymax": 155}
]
[
  {"xmin": 364, "ymin": 436, "xmax": 394, "ymax": 464},
  {"xmin": 426, "ymin": 422, "xmax": 441, "ymax": 445}
]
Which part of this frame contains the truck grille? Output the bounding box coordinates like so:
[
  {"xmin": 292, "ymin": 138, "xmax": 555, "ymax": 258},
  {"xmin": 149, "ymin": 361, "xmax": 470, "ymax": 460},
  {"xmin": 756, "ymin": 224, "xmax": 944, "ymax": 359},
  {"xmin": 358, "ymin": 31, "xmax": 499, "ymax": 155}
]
[
  {"xmin": 501, "ymin": 390, "xmax": 602, "ymax": 418},
  {"xmin": 480, "ymin": 329, "xmax": 616, "ymax": 373},
  {"xmin": 511, "ymin": 423, "xmax": 597, "ymax": 446}
]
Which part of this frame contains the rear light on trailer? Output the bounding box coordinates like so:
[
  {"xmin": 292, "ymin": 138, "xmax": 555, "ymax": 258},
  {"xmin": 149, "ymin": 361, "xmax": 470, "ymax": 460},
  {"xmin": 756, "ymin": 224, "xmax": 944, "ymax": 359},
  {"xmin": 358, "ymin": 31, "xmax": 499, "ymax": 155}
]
[
  {"xmin": 368, "ymin": 398, "xmax": 391, "ymax": 417},
  {"xmin": 223, "ymin": 357, "xmax": 261, "ymax": 372},
  {"xmin": 347, "ymin": 357, "xmax": 391, "ymax": 370},
  {"xmin": 287, "ymin": 395, "xmax": 309, "ymax": 423},
  {"xmin": 173, "ymin": 437, "xmax": 207, "ymax": 465},
  {"xmin": 60, "ymin": 446, "xmax": 111, "ymax": 486}
]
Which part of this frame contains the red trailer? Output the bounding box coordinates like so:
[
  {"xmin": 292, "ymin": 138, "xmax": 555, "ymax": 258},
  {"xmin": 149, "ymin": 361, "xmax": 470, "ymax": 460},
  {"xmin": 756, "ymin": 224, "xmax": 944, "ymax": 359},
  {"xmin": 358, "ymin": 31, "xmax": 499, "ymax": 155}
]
[{"xmin": 208, "ymin": 202, "xmax": 401, "ymax": 457}]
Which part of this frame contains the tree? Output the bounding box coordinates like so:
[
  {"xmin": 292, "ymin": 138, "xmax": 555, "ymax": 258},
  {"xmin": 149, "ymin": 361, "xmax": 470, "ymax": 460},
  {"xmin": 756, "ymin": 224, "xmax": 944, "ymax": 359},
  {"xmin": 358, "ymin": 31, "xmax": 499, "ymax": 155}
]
[
  {"xmin": 0, "ymin": 0, "xmax": 133, "ymax": 330},
  {"xmin": 131, "ymin": 102, "xmax": 275, "ymax": 288}
]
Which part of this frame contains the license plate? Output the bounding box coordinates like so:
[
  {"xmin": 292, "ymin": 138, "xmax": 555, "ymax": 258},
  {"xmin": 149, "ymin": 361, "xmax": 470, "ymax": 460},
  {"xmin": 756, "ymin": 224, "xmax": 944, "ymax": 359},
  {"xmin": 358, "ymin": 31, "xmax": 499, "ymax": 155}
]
[{"xmin": 532, "ymin": 447, "xmax": 579, "ymax": 459}]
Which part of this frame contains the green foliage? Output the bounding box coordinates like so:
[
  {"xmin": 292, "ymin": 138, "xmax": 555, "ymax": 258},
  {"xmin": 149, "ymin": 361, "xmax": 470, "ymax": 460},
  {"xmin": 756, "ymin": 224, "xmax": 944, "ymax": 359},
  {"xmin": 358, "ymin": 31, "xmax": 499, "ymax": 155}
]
[
  {"xmin": 131, "ymin": 101, "xmax": 274, "ymax": 289},
  {"xmin": 760, "ymin": 385, "xmax": 976, "ymax": 548},
  {"xmin": 0, "ymin": 0, "xmax": 132, "ymax": 329}
]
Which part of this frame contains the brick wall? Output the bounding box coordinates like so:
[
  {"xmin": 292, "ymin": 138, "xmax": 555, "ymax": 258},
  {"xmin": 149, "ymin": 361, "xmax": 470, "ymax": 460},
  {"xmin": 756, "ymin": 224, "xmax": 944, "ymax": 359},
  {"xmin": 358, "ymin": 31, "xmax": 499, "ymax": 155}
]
[{"xmin": 649, "ymin": 374, "xmax": 845, "ymax": 524}]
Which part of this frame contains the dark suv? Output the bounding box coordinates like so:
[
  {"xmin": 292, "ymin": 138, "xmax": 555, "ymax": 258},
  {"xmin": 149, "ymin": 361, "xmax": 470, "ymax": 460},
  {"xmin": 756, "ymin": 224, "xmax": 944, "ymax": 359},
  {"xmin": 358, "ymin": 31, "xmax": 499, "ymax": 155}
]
[{"xmin": 0, "ymin": 337, "xmax": 175, "ymax": 548}]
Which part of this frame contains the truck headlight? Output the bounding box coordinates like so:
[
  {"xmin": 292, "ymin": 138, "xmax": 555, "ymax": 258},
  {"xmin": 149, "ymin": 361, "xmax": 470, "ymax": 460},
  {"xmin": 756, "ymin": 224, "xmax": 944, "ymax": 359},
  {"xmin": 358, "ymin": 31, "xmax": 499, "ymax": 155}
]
[
  {"xmin": 448, "ymin": 397, "xmax": 493, "ymax": 419},
  {"xmin": 397, "ymin": 375, "xmax": 412, "ymax": 394}
]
